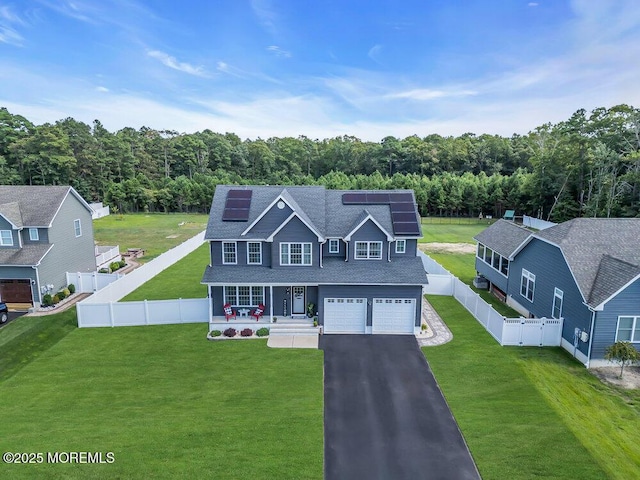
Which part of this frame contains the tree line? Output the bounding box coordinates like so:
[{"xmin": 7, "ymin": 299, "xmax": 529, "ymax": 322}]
[{"xmin": 1, "ymin": 104, "xmax": 639, "ymax": 220}]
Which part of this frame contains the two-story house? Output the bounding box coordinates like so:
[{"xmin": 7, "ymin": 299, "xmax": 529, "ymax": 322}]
[
  {"xmin": 0, "ymin": 186, "xmax": 96, "ymax": 309},
  {"xmin": 474, "ymin": 218, "xmax": 640, "ymax": 367},
  {"xmin": 202, "ymin": 185, "xmax": 427, "ymax": 334}
]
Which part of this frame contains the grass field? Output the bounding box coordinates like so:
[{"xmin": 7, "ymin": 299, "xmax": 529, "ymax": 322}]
[
  {"xmin": 0, "ymin": 313, "xmax": 323, "ymax": 479},
  {"xmin": 93, "ymin": 213, "xmax": 209, "ymax": 262},
  {"xmin": 419, "ymin": 218, "xmax": 493, "ymax": 243},
  {"xmin": 424, "ymin": 296, "xmax": 640, "ymax": 480}
]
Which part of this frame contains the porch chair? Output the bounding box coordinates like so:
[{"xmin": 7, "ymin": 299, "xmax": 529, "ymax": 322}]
[
  {"xmin": 223, "ymin": 303, "xmax": 237, "ymax": 321},
  {"xmin": 251, "ymin": 303, "xmax": 265, "ymax": 322}
]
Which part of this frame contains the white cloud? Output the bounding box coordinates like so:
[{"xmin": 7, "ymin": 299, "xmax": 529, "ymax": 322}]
[
  {"xmin": 387, "ymin": 88, "xmax": 477, "ymax": 101},
  {"xmin": 368, "ymin": 44, "xmax": 383, "ymax": 64},
  {"xmin": 147, "ymin": 50, "xmax": 207, "ymax": 77},
  {"xmin": 266, "ymin": 45, "xmax": 291, "ymax": 58},
  {"xmin": 528, "ymin": 2, "xmax": 539, "ymax": 7},
  {"xmin": 96, "ymin": 86, "xmax": 109, "ymax": 92},
  {"xmin": 251, "ymin": 0, "xmax": 278, "ymax": 35},
  {"xmin": 0, "ymin": 6, "xmax": 25, "ymax": 46}
]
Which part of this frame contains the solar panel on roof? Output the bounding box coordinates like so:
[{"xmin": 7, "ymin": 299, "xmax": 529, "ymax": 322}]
[
  {"xmin": 390, "ymin": 202, "xmax": 415, "ymax": 213},
  {"xmin": 342, "ymin": 193, "xmax": 368, "ymax": 204},
  {"xmin": 392, "ymin": 222, "xmax": 421, "ymax": 235},
  {"xmin": 366, "ymin": 192, "xmax": 390, "ymax": 204},
  {"xmin": 223, "ymin": 189, "xmax": 252, "ymax": 221},
  {"xmin": 388, "ymin": 192, "xmax": 413, "ymax": 203},
  {"xmin": 392, "ymin": 212, "xmax": 418, "ymax": 222}
]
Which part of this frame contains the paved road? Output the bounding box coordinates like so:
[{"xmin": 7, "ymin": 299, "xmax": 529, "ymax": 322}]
[{"xmin": 321, "ymin": 335, "xmax": 480, "ymax": 480}]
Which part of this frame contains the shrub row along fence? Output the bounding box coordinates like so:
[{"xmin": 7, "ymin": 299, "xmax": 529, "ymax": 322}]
[
  {"xmin": 77, "ymin": 231, "xmax": 207, "ymax": 328},
  {"xmin": 419, "ymin": 251, "xmax": 562, "ymax": 346}
]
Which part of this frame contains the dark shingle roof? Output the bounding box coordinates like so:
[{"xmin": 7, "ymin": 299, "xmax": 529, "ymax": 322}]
[
  {"xmin": 202, "ymin": 256, "xmax": 427, "ymax": 285},
  {"xmin": 205, "ymin": 185, "xmax": 421, "ymax": 240},
  {"xmin": 0, "ymin": 202, "xmax": 24, "ymax": 227},
  {"xmin": 535, "ymin": 218, "xmax": 640, "ymax": 307},
  {"xmin": 0, "ymin": 244, "xmax": 52, "ymax": 266},
  {"xmin": 473, "ymin": 219, "xmax": 532, "ymax": 258},
  {"xmin": 0, "ymin": 186, "xmax": 89, "ymax": 227}
]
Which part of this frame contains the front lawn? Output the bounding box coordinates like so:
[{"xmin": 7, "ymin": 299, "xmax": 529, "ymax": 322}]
[
  {"xmin": 425, "ymin": 296, "xmax": 640, "ymax": 480},
  {"xmin": 0, "ymin": 313, "xmax": 323, "ymax": 479}
]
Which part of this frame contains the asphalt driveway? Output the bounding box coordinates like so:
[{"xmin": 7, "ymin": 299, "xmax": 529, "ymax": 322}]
[{"xmin": 321, "ymin": 334, "xmax": 480, "ymax": 480}]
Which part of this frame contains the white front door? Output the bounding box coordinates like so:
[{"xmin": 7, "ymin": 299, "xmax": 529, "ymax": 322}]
[
  {"xmin": 323, "ymin": 298, "xmax": 367, "ymax": 334},
  {"xmin": 292, "ymin": 286, "xmax": 306, "ymax": 315},
  {"xmin": 372, "ymin": 298, "xmax": 416, "ymax": 334}
]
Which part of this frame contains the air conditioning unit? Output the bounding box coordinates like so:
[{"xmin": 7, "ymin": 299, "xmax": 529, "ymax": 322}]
[{"xmin": 473, "ymin": 275, "xmax": 489, "ymax": 289}]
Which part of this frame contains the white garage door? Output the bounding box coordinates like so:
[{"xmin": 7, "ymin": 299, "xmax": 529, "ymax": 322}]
[
  {"xmin": 372, "ymin": 298, "xmax": 416, "ymax": 334},
  {"xmin": 323, "ymin": 298, "xmax": 366, "ymax": 334}
]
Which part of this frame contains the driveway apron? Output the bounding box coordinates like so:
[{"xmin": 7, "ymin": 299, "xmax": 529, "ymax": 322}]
[{"xmin": 321, "ymin": 334, "xmax": 480, "ymax": 480}]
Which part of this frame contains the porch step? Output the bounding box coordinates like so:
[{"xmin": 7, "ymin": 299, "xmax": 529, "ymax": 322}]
[{"xmin": 270, "ymin": 324, "xmax": 320, "ymax": 336}]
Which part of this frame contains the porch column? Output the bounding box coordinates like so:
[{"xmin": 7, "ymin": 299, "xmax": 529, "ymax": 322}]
[
  {"xmin": 269, "ymin": 286, "xmax": 274, "ymax": 321},
  {"xmin": 208, "ymin": 285, "xmax": 213, "ymax": 322}
]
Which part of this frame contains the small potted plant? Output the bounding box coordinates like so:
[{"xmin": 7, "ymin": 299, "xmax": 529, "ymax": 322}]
[
  {"xmin": 307, "ymin": 303, "xmax": 315, "ymax": 318},
  {"xmin": 313, "ymin": 316, "xmax": 318, "ymax": 327},
  {"xmin": 272, "ymin": 316, "xmax": 278, "ymax": 323},
  {"xmin": 421, "ymin": 323, "xmax": 428, "ymax": 334}
]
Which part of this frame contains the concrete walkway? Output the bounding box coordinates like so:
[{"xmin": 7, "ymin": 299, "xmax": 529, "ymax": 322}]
[
  {"xmin": 267, "ymin": 334, "xmax": 318, "ymax": 349},
  {"xmin": 416, "ymin": 297, "xmax": 453, "ymax": 347}
]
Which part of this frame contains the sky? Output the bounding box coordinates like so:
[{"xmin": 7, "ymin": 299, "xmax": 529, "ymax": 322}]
[{"xmin": 1, "ymin": 0, "xmax": 639, "ymax": 141}]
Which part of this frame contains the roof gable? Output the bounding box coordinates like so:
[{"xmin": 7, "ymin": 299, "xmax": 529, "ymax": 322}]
[
  {"xmin": 474, "ymin": 219, "xmax": 533, "ymax": 258},
  {"xmin": 0, "ymin": 186, "xmax": 92, "ymax": 227},
  {"xmin": 344, "ymin": 210, "xmax": 393, "ymax": 241}
]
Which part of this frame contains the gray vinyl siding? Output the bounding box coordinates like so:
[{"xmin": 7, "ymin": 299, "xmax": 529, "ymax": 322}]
[
  {"xmin": 508, "ymin": 238, "xmax": 592, "ymax": 355},
  {"xmin": 348, "ymin": 220, "xmax": 389, "ymax": 261},
  {"xmin": 272, "ymin": 216, "xmax": 319, "ymax": 268},
  {"xmin": 591, "ymin": 277, "xmax": 640, "ymax": 359},
  {"xmin": 246, "ymin": 203, "xmax": 293, "ymax": 235},
  {"xmin": 390, "ymin": 239, "xmax": 417, "ymax": 258},
  {"xmin": 0, "ymin": 217, "xmax": 19, "ymax": 247},
  {"xmin": 21, "ymin": 228, "xmax": 48, "ymax": 245},
  {"xmin": 37, "ymin": 193, "xmax": 95, "ymax": 300},
  {"xmin": 318, "ymin": 285, "xmax": 422, "ymax": 327},
  {"xmin": 475, "ymin": 256, "xmax": 508, "ymax": 292}
]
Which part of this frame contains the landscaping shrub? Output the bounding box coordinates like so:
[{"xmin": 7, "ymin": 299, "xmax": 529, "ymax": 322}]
[
  {"xmin": 56, "ymin": 290, "xmax": 67, "ymax": 301},
  {"xmin": 98, "ymin": 268, "xmax": 109, "ymax": 274},
  {"xmin": 209, "ymin": 330, "xmax": 222, "ymax": 337},
  {"xmin": 68, "ymin": 284, "xmax": 76, "ymax": 294},
  {"xmin": 42, "ymin": 294, "xmax": 53, "ymax": 307},
  {"xmin": 110, "ymin": 261, "xmax": 121, "ymax": 272},
  {"xmin": 240, "ymin": 328, "xmax": 253, "ymax": 337},
  {"xmin": 119, "ymin": 259, "xmax": 126, "ymax": 268},
  {"xmin": 256, "ymin": 327, "xmax": 269, "ymax": 337},
  {"xmin": 223, "ymin": 328, "xmax": 237, "ymax": 337},
  {"xmin": 62, "ymin": 288, "xmax": 70, "ymax": 298},
  {"xmin": 52, "ymin": 294, "xmax": 60, "ymax": 304}
]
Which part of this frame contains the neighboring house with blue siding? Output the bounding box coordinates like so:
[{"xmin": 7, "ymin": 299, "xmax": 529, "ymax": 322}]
[
  {"xmin": 474, "ymin": 218, "xmax": 640, "ymax": 367},
  {"xmin": 202, "ymin": 185, "xmax": 427, "ymax": 334},
  {"xmin": 0, "ymin": 186, "xmax": 96, "ymax": 309}
]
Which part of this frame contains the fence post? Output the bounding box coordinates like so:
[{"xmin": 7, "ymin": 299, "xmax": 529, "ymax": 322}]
[
  {"xmin": 178, "ymin": 298, "xmax": 183, "ymax": 323},
  {"xmin": 144, "ymin": 299, "xmax": 149, "ymax": 325},
  {"xmin": 92, "ymin": 272, "xmax": 98, "ymax": 292},
  {"xmin": 109, "ymin": 302, "xmax": 115, "ymax": 327}
]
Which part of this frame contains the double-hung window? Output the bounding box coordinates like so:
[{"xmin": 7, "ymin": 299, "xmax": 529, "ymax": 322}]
[
  {"xmin": 616, "ymin": 316, "xmax": 640, "ymax": 342},
  {"xmin": 224, "ymin": 286, "xmax": 264, "ymax": 306},
  {"xmin": 247, "ymin": 242, "xmax": 262, "ymax": 264},
  {"xmin": 552, "ymin": 288, "xmax": 563, "ymax": 318},
  {"xmin": 222, "ymin": 242, "xmax": 237, "ymax": 264},
  {"xmin": 280, "ymin": 242, "xmax": 312, "ymax": 265},
  {"xmin": 328, "ymin": 239, "xmax": 339, "ymax": 254},
  {"xmin": 29, "ymin": 228, "xmax": 39, "ymax": 241},
  {"xmin": 395, "ymin": 239, "xmax": 406, "ymax": 254},
  {"xmin": 74, "ymin": 219, "xmax": 82, "ymax": 237},
  {"xmin": 355, "ymin": 241, "xmax": 382, "ymax": 259},
  {"xmin": 520, "ymin": 269, "xmax": 535, "ymax": 302},
  {"xmin": 0, "ymin": 230, "xmax": 13, "ymax": 246}
]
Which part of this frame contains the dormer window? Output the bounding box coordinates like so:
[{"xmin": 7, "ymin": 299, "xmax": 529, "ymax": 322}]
[
  {"xmin": 280, "ymin": 242, "xmax": 312, "ymax": 265},
  {"xmin": 395, "ymin": 240, "xmax": 406, "ymax": 254},
  {"xmin": 328, "ymin": 239, "xmax": 339, "ymax": 254},
  {"xmin": 355, "ymin": 241, "xmax": 382, "ymax": 259},
  {"xmin": 0, "ymin": 230, "xmax": 13, "ymax": 246},
  {"xmin": 29, "ymin": 228, "xmax": 39, "ymax": 241}
]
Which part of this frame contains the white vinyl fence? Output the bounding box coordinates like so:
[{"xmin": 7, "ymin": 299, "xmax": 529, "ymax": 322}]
[
  {"xmin": 522, "ymin": 215, "xmax": 556, "ymax": 230},
  {"xmin": 78, "ymin": 298, "xmax": 209, "ymax": 328},
  {"xmin": 420, "ymin": 251, "xmax": 562, "ymax": 346},
  {"xmin": 66, "ymin": 271, "xmax": 123, "ymax": 293},
  {"xmin": 77, "ymin": 231, "xmax": 207, "ymax": 328}
]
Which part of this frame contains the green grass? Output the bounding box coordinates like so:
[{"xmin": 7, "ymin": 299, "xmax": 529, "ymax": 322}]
[
  {"xmin": 423, "ymin": 296, "xmax": 636, "ymax": 480},
  {"xmin": 93, "ymin": 213, "xmax": 209, "ymax": 262},
  {"xmin": 0, "ymin": 314, "xmax": 323, "ymax": 479},
  {"xmin": 419, "ymin": 218, "xmax": 493, "ymax": 243},
  {"xmin": 122, "ymin": 243, "xmax": 209, "ymax": 301}
]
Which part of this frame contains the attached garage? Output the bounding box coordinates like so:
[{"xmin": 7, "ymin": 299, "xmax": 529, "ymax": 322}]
[
  {"xmin": 323, "ymin": 298, "xmax": 366, "ymax": 334},
  {"xmin": 372, "ymin": 298, "xmax": 416, "ymax": 334},
  {"xmin": 0, "ymin": 279, "xmax": 33, "ymax": 304}
]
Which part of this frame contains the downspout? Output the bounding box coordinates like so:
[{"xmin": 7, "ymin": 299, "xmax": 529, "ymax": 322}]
[
  {"xmin": 387, "ymin": 240, "xmax": 391, "ymax": 262},
  {"xmin": 319, "ymin": 239, "xmax": 325, "ymax": 268},
  {"xmin": 345, "ymin": 242, "xmax": 349, "ymax": 262},
  {"xmin": 586, "ymin": 309, "xmax": 596, "ymax": 369},
  {"xmin": 32, "ymin": 265, "xmax": 41, "ymax": 306}
]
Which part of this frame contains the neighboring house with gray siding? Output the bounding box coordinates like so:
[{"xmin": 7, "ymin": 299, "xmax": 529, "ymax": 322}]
[
  {"xmin": 202, "ymin": 186, "xmax": 427, "ymax": 334},
  {"xmin": 474, "ymin": 218, "xmax": 640, "ymax": 367},
  {"xmin": 0, "ymin": 186, "xmax": 96, "ymax": 308}
]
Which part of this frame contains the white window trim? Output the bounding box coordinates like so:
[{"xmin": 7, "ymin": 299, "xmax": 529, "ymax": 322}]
[
  {"xmin": 354, "ymin": 241, "xmax": 383, "ymax": 260},
  {"xmin": 0, "ymin": 230, "xmax": 13, "ymax": 246},
  {"xmin": 520, "ymin": 269, "xmax": 536, "ymax": 302},
  {"xmin": 328, "ymin": 238, "xmax": 339, "ymax": 254},
  {"xmin": 395, "ymin": 239, "xmax": 406, "ymax": 254},
  {"xmin": 223, "ymin": 286, "xmax": 265, "ymax": 307},
  {"xmin": 29, "ymin": 228, "xmax": 39, "ymax": 241},
  {"xmin": 222, "ymin": 241, "xmax": 237, "ymax": 265},
  {"xmin": 615, "ymin": 315, "xmax": 640, "ymax": 343},
  {"xmin": 552, "ymin": 288, "xmax": 563, "ymax": 319},
  {"xmin": 74, "ymin": 219, "xmax": 82, "ymax": 237},
  {"xmin": 246, "ymin": 242, "xmax": 262, "ymax": 265},
  {"xmin": 280, "ymin": 242, "xmax": 312, "ymax": 266},
  {"xmin": 478, "ymin": 243, "xmax": 508, "ymax": 278}
]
